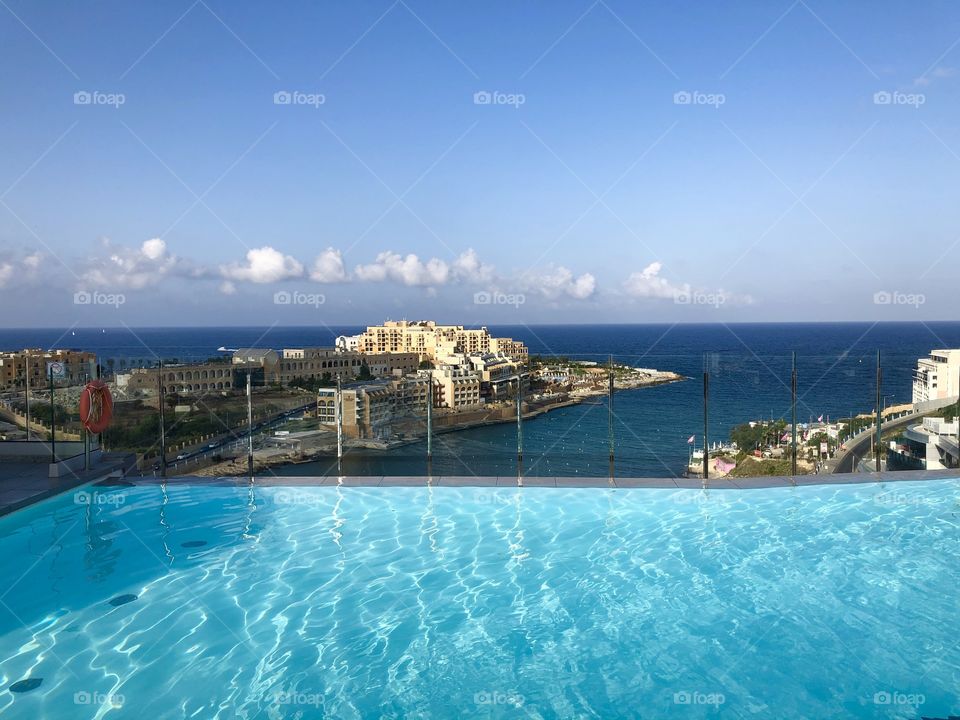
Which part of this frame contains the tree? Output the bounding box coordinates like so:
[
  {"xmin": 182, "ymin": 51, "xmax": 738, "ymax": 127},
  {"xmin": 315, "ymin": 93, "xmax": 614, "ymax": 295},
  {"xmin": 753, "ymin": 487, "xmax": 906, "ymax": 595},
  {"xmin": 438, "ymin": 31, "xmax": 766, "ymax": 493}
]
[
  {"xmin": 358, "ymin": 362, "xmax": 372, "ymax": 381},
  {"xmin": 730, "ymin": 422, "xmax": 765, "ymax": 452},
  {"xmin": 419, "ymin": 360, "xmax": 434, "ymax": 369}
]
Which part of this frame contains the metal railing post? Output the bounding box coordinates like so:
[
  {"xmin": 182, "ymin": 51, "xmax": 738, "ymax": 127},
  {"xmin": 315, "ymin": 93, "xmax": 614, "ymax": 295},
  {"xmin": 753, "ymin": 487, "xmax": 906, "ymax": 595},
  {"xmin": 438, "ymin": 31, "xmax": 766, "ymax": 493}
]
[
  {"xmin": 875, "ymin": 350, "xmax": 882, "ymax": 472},
  {"xmin": 336, "ymin": 375, "xmax": 343, "ymax": 476},
  {"xmin": 608, "ymin": 355, "xmax": 614, "ymax": 472},
  {"xmin": 247, "ymin": 372, "xmax": 254, "ymax": 476},
  {"xmin": 49, "ymin": 365, "xmax": 55, "ymax": 464},
  {"xmin": 791, "ymin": 351, "xmax": 798, "ymax": 477},
  {"xmin": 703, "ymin": 357, "xmax": 710, "ymax": 480},
  {"xmin": 158, "ymin": 360, "xmax": 167, "ymax": 478},
  {"xmin": 516, "ymin": 374, "xmax": 523, "ymax": 473},
  {"xmin": 24, "ymin": 351, "xmax": 30, "ymax": 441},
  {"xmin": 426, "ymin": 378, "xmax": 433, "ymax": 464}
]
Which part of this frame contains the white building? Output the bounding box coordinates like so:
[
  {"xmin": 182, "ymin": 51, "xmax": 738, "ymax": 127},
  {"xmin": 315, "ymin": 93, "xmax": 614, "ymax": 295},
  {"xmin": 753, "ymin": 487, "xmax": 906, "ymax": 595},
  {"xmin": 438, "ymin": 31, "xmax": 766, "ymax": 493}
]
[
  {"xmin": 888, "ymin": 416, "xmax": 959, "ymax": 470},
  {"xmin": 912, "ymin": 349, "xmax": 960, "ymax": 404}
]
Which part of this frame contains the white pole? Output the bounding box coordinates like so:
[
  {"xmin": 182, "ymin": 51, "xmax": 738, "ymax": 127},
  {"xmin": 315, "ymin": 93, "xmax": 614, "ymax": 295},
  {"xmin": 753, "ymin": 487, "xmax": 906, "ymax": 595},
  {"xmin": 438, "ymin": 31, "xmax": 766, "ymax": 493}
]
[
  {"xmin": 246, "ymin": 372, "xmax": 254, "ymax": 476},
  {"xmin": 336, "ymin": 376, "xmax": 343, "ymax": 473},
  {"xmin": 24, "ymin": 351, "xmax": 30, "ymax": 440}
]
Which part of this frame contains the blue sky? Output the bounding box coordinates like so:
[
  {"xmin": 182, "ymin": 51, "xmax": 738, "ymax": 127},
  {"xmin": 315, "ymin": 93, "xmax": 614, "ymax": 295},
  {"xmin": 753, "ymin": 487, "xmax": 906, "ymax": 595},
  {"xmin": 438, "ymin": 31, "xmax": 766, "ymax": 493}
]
[{"xmin": 0, "ymin": 0, "xmax": 958, "ymax": 326}]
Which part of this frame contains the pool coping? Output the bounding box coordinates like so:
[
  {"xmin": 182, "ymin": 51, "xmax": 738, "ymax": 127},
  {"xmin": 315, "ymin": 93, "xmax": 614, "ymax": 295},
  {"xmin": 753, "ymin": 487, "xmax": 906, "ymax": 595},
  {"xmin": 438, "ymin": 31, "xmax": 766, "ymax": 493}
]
[{"xmin": 97, "ymin": 468, "xmax": 960, "ymax": 489}]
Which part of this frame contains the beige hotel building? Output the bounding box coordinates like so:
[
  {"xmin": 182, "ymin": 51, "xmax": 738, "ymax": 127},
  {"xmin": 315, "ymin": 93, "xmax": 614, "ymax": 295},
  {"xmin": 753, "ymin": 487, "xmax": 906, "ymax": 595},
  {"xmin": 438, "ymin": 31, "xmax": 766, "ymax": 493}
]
[{"xmin": 350, "ymin": 321, "xmax": 527, "ymax": 362}]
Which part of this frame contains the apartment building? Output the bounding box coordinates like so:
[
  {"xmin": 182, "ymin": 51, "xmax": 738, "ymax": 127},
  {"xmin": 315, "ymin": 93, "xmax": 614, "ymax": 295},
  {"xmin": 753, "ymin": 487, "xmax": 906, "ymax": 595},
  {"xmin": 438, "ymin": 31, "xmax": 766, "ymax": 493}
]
[
  {"xmin": 463, "ymin": 352, "xmax": 528, "ymax": 400},
  {"xmin": 0, "ymin": 349, "xmax": 97, "ymax": 390},
  {"xmin": 277, "ymin": 348, "xmax": 419, "ymax": 385},
  {"xmin": 350, "ymin": 320, "xmax": 527, "ymax": 362},
  {"xmin": 430, "ymin": 365, "xmax": 482, "ymax": 409},
  {"xmin": 912, "ymin": 349, "xmax": 960, "ymax": 404},
  {"xmin": 317, "ymin": 383, "xmax": 395, "ymax": 439}
]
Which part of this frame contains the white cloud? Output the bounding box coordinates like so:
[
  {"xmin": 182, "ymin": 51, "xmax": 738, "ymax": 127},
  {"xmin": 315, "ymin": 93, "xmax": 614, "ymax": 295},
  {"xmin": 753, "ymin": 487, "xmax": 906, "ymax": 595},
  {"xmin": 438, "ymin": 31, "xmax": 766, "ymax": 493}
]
[
  {"xmin": 83, "ymin": 237, "xmax": 183, "ymax": 289},
  {"xmin": 0, "ymin": 251, "xmax": 47, "ymax": 288},
  {"xmin": 623, "ymin": 261, "xmax": 754, "ymax": 307},
  {"xmin": 623, "ymin": 261, "xmax": 688, "ymax": 299},
  {"xmin": 354, "ymin": 251, "xmax": 450, "ymax": 286},
  {"xmin": 219, "ymin": 281, "xmax": 237, "ymax": 295},
  {"xmin": 526, "ymin": 265, "xmax": 596, "ymax": 300},
  {"xmin": 22, "ymin": 252, "xmax": 43, "ymax": 271},
  {"xmin": 914, "ymin": 66, "xmax": 956, "ymax": 87},
  {"xmin": 220, "ymin": 246, "xmax": 304, "ymax": 284},
  {"xmin": 309, "ymin": 247, "xmax": 347, "ymax": 283},
  {"xmin": 451, "ymin": 248, "xmax": 494, "ymax": 283}
]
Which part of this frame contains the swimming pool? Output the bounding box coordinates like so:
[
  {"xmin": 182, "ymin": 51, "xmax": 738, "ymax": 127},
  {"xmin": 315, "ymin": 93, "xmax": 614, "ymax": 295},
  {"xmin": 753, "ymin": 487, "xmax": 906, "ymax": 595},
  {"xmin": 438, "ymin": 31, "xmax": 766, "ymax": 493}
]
[{"xmin": 0, "ymin": 478, "xmax": 957, "ymax": 718}]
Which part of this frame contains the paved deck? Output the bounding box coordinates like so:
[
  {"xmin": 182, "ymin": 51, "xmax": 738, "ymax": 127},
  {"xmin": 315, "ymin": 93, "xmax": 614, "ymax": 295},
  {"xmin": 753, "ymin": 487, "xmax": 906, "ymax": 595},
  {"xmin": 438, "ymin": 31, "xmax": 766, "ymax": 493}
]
[
  {"xmin": 99, "ymin": 468, "xmax": 960, "ymax": 489},
  {"xmin": 0, "ymin": 455, "xmax": 133, "ymax": 517}
]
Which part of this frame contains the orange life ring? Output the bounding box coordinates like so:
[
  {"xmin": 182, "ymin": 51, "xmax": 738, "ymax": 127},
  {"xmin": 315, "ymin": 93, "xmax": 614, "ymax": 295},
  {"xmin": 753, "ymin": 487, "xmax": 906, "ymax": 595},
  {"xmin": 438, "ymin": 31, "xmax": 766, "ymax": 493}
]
[{"xmin": 79, "ymin": 380, "xmax": 113, "ymax": 433}]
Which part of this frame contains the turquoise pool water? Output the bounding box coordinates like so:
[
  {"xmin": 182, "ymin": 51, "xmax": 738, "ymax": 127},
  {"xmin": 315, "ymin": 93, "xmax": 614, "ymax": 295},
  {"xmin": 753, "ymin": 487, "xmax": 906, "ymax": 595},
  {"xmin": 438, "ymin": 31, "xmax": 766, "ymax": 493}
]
[{"xmin": 0, "ymin": 479, "xmax": 957, "ymax": 719}]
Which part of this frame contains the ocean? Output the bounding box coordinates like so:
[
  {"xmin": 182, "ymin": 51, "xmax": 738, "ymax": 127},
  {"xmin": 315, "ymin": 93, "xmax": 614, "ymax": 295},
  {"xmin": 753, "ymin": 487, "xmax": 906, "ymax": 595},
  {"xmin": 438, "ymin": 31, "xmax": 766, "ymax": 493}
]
[{"xmin": 3, "ymin": 322, "xmax": 958, "ymax": 477}]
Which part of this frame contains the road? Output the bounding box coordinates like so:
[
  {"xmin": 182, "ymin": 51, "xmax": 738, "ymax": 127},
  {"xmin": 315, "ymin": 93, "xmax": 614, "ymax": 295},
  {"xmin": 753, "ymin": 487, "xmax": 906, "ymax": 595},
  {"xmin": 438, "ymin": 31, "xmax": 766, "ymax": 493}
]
[
  {"xmin": 831, "ymin": 411, "xmax": 923, "ymax": 473},
  {"xmin": 154, "ymin": 400, "xmax": 316, "ymax": 471}
]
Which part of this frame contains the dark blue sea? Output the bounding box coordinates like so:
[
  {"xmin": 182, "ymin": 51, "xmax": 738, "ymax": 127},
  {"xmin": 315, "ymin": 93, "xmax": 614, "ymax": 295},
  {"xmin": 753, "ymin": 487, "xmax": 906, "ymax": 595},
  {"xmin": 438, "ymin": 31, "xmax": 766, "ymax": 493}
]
[{"xmin": 3, "ymin": 323, "xmax": 958, "ymax": 477}]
